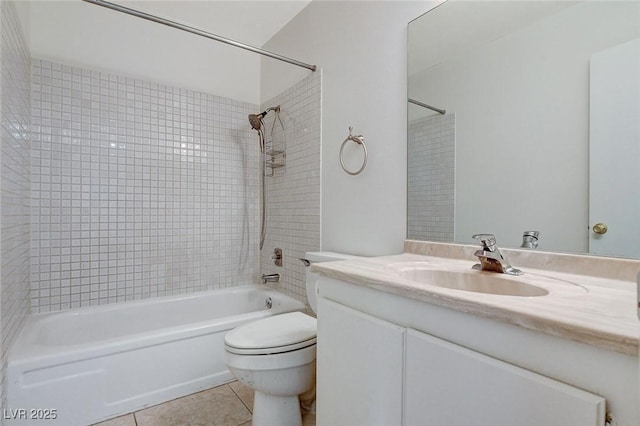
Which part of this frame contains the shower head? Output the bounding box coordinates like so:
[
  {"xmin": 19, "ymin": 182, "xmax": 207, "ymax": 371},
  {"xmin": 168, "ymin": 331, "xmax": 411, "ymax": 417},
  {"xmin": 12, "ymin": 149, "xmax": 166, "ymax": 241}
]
[
  {"xmin": 248, "ymin": 113, "xmax": 265, "ymax": 131},
  {"xmin": 248, "ymin": 105, "xmax": 281, "ymax": 131}
]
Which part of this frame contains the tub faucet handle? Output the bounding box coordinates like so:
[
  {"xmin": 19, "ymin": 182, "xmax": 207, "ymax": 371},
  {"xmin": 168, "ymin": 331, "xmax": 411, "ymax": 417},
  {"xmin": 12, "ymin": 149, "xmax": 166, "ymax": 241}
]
[{"xmin": 272, "ymin": 248, "xmax": 283, "ymax": 267}]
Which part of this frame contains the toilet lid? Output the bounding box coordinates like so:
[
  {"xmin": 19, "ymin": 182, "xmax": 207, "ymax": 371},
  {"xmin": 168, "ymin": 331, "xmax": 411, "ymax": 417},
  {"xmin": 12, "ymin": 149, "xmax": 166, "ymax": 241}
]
[{"xmin": 225, "ymin": 312, "xmax": 317, "ymax": 355}]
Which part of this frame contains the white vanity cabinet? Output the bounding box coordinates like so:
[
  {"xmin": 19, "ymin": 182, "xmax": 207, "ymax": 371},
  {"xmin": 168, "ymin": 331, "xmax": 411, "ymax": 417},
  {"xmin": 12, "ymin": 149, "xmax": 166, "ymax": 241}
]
[
  {"xmin": 316, "ymin": 276, "xmax": 636, "ymax": 426},
  {"xmin": 316, "ymin": 297, "xmax": 405, "ymax": 426},
  {"xmin": 404, "ymin": 329, "xmax": 605, "ymax": 426}
]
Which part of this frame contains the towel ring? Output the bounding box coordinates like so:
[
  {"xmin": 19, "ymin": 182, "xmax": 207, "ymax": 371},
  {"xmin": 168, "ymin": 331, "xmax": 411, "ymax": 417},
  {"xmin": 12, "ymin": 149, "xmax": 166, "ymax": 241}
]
[{"xmin": 340, "ymin": 126, "xmax": 368, "ymax": 175}]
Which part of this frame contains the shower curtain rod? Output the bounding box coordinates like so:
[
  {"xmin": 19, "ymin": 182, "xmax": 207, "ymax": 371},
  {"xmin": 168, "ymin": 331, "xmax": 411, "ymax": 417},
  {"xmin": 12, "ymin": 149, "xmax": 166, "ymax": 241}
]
[
  {"xmin": 408, "ymin": 98, "xmax": 446, "ymax": 115},
  {"xmin": 82, "ymin": 0, "xmax": 317, "ymax": 72}
]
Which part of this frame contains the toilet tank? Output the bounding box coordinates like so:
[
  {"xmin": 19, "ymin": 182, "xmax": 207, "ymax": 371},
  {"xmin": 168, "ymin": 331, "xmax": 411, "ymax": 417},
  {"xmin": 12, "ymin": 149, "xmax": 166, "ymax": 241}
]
[{"xmin": 304, "ymin": 252, "xmax": 359, "ymax": 314}]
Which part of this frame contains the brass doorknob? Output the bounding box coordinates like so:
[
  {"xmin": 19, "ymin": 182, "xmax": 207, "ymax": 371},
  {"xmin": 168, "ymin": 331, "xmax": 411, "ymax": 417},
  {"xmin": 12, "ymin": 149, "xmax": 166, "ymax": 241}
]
[{"xmin": 592, "ymin": 223, "xmax": 608, "ymax": 235}]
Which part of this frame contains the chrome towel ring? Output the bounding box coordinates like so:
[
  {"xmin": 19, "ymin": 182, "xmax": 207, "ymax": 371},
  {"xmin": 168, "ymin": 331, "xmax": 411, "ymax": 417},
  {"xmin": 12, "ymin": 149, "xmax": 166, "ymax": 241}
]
[{"xmin": 340, "ymin": 126, "xmax": 368, "ymax": 175}]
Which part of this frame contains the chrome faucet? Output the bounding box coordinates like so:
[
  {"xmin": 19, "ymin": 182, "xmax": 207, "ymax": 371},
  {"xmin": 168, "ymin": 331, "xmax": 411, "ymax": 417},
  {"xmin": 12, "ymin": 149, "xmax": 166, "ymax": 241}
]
[
  {"xmin": 472, "ymin": 234, "xmax": 523, "ymax": 276},
  {"xmin": 261, "ymin": 273, "xmax": 280, "ymax": 284},
  {"xmin": 520, "ymin": 231, "xmax": 540, "ymax": 249}
]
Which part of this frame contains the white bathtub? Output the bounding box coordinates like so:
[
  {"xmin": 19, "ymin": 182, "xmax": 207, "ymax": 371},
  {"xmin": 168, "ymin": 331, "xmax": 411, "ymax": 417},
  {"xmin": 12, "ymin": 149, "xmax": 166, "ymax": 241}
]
[{"xmin": 6, "ymin": 286, "xmax": 304, "ymax": 426}]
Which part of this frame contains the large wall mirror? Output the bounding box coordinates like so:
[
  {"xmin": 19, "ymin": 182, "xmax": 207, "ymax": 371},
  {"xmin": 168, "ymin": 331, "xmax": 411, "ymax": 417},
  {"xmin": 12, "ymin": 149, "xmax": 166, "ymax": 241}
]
[{"xmin": 408, "ymin": 0, "xmax": 639, "ymax": 258}]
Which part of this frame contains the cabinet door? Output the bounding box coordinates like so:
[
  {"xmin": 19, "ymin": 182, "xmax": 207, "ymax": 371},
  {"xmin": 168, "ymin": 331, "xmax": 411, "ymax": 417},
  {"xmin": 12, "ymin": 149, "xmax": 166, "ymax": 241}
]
[
  {"xmin": 316, "ymin": 298, "xmax": 405, "ymax": 426},
  {"xmin": 405, "ymin": 329, "xmax": 605, "ymax": 426}
]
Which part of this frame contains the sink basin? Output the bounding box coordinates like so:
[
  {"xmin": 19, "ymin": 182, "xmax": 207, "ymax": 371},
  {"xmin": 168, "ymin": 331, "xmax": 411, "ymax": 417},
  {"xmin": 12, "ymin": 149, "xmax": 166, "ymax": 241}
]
[{"xmin": 390, "ymin": 264, "xmax": 549, "ymax": 297}]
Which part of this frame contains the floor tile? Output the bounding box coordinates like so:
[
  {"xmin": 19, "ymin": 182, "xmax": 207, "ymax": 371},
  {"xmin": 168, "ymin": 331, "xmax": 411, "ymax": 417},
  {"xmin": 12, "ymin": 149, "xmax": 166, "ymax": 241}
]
[
  {"xmin": 92, "ymin": 414, "xmax": 136, "ymax": 426},
  {"xmin": 228, "ymin": 380, "xmax": 254, "ymax": 413},
  {"xmin": 135, "ymin": 384, "xmax": 251, "ymax": 426}
]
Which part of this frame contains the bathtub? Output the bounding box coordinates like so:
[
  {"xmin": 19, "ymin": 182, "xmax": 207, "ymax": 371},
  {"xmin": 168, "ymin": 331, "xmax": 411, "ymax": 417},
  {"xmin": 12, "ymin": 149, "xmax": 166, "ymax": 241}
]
[{"xmin": 6, "ymin": 286, "xmax": 304, "ymax": 426}]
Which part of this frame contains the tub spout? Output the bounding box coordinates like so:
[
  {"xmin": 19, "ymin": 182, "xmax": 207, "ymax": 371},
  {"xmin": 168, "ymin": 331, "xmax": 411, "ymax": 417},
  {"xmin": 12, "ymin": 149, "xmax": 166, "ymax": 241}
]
[{"xmin": 261, "ymin": 273, "xmax": 280, "ymax": 284}]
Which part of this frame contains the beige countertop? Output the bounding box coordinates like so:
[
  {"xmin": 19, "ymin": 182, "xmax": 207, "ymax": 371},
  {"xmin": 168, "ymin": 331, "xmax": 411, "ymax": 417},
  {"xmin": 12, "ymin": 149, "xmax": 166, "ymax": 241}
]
[{"xmin": 311, "ymin": 242, "xmax": 640, "ymax": 356}]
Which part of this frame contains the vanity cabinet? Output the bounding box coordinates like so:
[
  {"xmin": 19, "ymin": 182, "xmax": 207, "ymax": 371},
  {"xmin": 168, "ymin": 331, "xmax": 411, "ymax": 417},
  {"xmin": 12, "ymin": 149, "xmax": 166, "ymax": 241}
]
[
  {"xmin": 316, "ymin": 297, "xmax": 405, "ymax": 426},
  {"xmin": 405, "ymin": 329, "xmax": 605, "ymax": 426},
  {"xmin": 315, "ymin": 277, "xmax": 632, "ymax": 426}
]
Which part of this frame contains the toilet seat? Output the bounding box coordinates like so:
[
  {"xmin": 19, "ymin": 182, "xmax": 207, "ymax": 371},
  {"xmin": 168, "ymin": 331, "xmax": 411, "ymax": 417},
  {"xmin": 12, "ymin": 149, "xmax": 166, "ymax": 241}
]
[{"xmin": 224, "ymin": 312, "xmax": 317, "ymax": 356}]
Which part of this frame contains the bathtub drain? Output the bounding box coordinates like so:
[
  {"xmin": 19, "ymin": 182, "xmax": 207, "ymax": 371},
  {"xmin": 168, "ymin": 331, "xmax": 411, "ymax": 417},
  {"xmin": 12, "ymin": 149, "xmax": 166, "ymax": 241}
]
[{"xmin": 265, "ymin": 297, "xmax": 273, "ymax": 309}]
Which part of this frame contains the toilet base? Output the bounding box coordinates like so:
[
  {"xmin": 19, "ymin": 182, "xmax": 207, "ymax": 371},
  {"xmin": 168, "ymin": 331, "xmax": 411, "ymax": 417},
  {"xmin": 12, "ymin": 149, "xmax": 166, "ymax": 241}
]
[{"xmin": 252, "ymin": 391, "xmax": 302, "ymax": 426}]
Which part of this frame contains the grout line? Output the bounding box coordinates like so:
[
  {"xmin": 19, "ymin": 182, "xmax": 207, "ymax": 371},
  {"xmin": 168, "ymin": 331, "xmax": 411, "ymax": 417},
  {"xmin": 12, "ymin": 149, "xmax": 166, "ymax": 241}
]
[{"xmin": 228, "ymin": 382, "xmax": 253, "ymax": 414}]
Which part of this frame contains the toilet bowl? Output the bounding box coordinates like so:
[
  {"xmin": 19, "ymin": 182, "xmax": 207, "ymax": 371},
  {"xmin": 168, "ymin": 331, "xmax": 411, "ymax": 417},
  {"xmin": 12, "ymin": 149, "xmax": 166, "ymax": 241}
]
[{"xmin": 224, "ymin": 252, "xmax": 355, "ymax": 426}]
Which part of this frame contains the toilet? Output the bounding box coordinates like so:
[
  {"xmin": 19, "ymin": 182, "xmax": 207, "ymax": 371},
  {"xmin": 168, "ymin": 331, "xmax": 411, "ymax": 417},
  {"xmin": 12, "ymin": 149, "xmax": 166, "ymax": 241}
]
[{"xmin": 224, "ymin": 252, "xmax": 354, "ymax": 426}]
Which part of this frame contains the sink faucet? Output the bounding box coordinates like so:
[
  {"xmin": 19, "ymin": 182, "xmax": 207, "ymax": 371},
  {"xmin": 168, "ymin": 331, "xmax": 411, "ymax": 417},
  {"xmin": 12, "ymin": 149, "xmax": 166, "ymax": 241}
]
[
  {"xmin": 472, "ymin": 234, "xmax": 523, "ymax": 276},
  {"xmin": 520, "ymin": 231, "xmax": 539, "ymax": 249}
]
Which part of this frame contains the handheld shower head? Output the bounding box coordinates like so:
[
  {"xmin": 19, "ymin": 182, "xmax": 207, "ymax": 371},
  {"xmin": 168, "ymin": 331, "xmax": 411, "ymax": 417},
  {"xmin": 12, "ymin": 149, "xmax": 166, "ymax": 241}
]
[
  {"xmin": 248, "ymin": 105, "xmax": 280, "ymax": 131},
  {"xmin": 248, "ymin": 112, "xmax": 266, "ymax": 131}
]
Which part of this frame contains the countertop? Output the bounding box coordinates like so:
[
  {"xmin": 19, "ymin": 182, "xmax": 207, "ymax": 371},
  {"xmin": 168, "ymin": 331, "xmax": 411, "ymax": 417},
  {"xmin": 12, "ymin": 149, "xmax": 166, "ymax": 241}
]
[{"xmin": 311, "ymin": 245, "xmax": 640, "ymax": 356}]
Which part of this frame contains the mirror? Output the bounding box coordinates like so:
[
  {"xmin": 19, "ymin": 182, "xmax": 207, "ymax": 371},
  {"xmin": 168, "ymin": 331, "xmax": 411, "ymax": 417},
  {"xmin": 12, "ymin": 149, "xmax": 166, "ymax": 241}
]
[{"xmin": 408, "ymin": 0, "xmax": 640, "ymax": 258}]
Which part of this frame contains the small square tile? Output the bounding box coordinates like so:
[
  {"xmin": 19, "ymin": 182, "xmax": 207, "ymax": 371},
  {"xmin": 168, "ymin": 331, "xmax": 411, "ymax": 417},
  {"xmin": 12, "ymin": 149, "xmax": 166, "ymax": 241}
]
[{"xmin": 30, "ymin": 58, "xmax": 263, "ymax": 312}]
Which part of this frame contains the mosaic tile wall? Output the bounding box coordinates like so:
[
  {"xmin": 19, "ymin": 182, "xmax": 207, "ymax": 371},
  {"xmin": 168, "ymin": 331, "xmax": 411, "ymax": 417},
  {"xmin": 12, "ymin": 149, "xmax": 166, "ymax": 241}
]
[
  {"xmin": 407, "ymin": 113, "xmax": 455, "ymax": 242},
  {"xmin": 259, "ymin": 72, "xmax": 321, "ymax": 309},
  {"xmin": 0, "ymin": 0, "xmax": 31, "ymax": 409},
  {"xmin": 31, "ymin": 59, "xmax": 261, "ymax": 313}
]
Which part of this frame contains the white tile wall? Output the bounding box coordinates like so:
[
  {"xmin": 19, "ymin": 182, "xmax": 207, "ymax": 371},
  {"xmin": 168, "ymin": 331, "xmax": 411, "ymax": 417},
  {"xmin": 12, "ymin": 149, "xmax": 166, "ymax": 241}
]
[
  {"xmin": 407, "ymin": 113, "xmax": 455, "ymax": 242},
  {"xmin": 0, "ymin": 0, "xmax": 31, "ymax": 409},
  {"xmin": 259, "ymin": 72, "xmax": 321, "ymax": 308},
  {"xmin": 31, "ymin": 59, "xmax": 261, "ymax": 313}
]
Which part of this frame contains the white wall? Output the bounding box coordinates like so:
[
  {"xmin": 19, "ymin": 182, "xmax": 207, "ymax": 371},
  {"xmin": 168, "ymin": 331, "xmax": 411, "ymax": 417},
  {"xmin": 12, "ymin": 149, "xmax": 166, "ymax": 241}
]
[
  {"xmin": 409, "ymin": 1, "xmax": 640, "ymax": 252},
  {"xmin": 29, "ymin": 0, "xmax": 261, "ymax": 104},
  {"xmin": 262, "ymin": 1, "xmax": 437, "ymax": 256}
]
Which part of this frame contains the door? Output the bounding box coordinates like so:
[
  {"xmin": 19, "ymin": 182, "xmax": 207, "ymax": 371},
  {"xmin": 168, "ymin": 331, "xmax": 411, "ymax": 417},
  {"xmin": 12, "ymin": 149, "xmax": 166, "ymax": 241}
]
[{"xmin": 589, "ymin": 38, "xmax": 640, "ymax": 257}]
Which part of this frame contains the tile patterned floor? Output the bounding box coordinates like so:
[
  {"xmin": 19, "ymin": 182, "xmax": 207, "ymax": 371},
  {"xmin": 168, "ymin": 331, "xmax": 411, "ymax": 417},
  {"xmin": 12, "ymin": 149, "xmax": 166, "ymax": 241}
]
[{"xmin": 93, "ymin": 381, "xmax": 316, "ymax": 426}]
